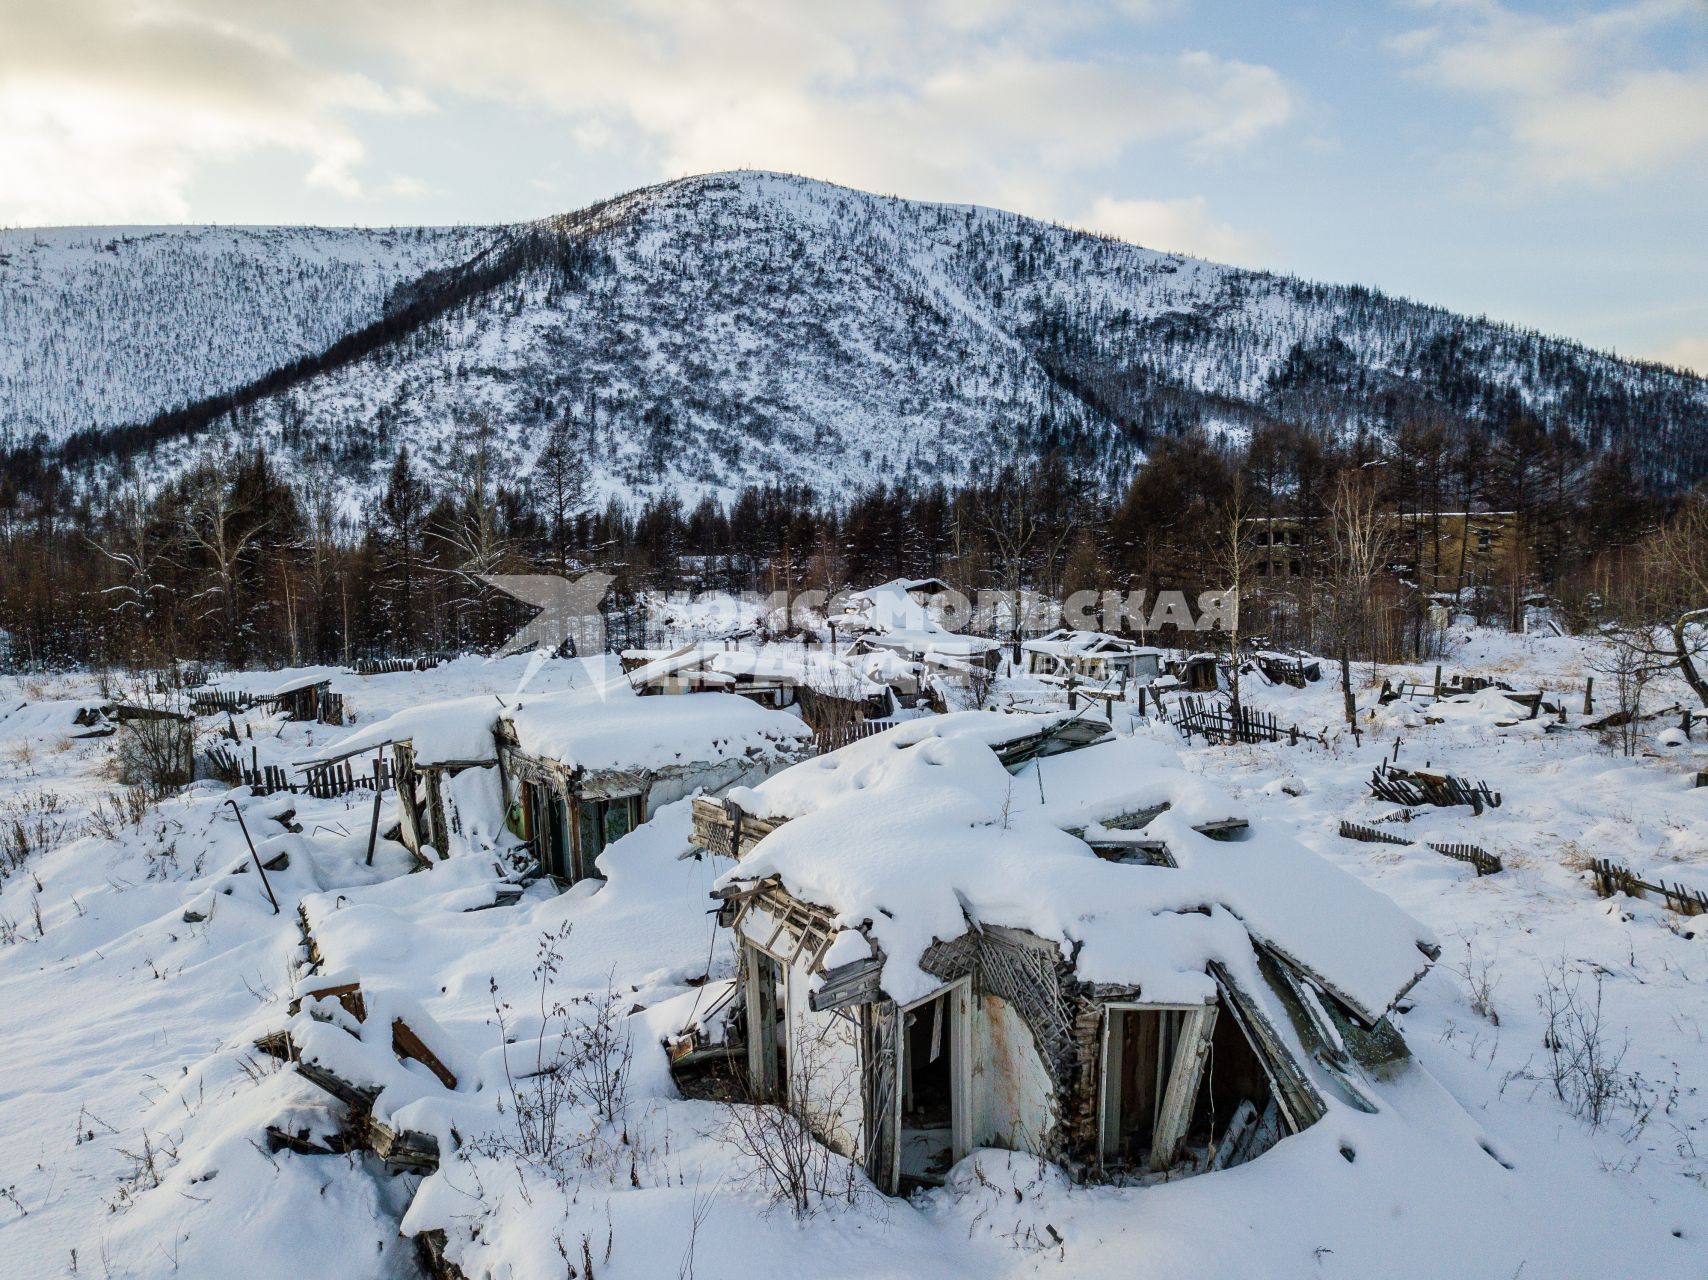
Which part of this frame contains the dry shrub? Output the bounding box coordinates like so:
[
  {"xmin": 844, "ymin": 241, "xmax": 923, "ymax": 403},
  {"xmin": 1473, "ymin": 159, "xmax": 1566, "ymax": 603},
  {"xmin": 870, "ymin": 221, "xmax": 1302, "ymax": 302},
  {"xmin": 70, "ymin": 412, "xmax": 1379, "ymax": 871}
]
[
  {"xmin": 115, "ymin": 718, "xmax": 192, "ymax": 794},
  {"xmin": 1, "ymin": 789, "xmax": 73, "ymax": 881},
  {"xmin": 718, "ymin": 1020, "xmax": 867, "ymax": 1217},
  {"xmin": 475, "ymin": 926, "xmax": 636, "ymax": 1188},
  {"xmin": 85, "ymin": 787, "xmax": 155, "ymax": 843}
]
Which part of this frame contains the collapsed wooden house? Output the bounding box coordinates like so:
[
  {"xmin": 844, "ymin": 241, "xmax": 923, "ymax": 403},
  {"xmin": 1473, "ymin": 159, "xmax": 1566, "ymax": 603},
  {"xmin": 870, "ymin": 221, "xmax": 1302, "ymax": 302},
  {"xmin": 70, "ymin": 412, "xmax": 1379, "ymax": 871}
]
[
  {"xmin": 1252, "ymin": 650, "xmax": 1323, "ymax": 688},
  {"xmin": 495, "ymin": 686, "xmax": 812, "ymax": 884},
  {"xmin": 623, "ymin": 644, "xmax": 893, "ymax": 716},
  {"xmin": 1021, "ymin": 630, "xmax": 1164, "ymax": 686},
  {"xmin": 836, "ymin": 578, "xmax": 1002, "ymax": 672},
  {"xmin": 310, "ymin": 685, "xmax": 813, "ymax": 880},
  {"xmin": 270, "ymin": 674, "xmax": 340, "ymax": 724},
  {"xmin": 622, "ymin": 645, "xmax": 804, "ymax": 707},
  {"xmin": 677, "ymin": 711, "xmax": 1437, "ymax": 1194},
  {"xmin": 1164, "ymin": 652, "xmax": 1222, "ymax": 693}
]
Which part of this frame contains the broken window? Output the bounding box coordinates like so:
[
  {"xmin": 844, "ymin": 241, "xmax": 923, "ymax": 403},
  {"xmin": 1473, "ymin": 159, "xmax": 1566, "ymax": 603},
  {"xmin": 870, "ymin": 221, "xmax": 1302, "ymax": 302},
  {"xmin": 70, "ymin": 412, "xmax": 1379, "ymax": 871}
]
[
  {"xmin": 524, "ymin": 783, "xmax": 574, "ymax": 880},
  {"xmin": 575, "ymin": 794, "xmax": 642, "ymax": 877}
]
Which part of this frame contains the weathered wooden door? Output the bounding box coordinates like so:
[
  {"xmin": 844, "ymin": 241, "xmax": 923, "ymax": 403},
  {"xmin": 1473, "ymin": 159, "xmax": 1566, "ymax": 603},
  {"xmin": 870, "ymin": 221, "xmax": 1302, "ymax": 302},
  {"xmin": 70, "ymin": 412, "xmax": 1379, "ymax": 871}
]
[{"xmin": 861, "ymin": 1000, "xmax": 902, "ymax": 1193}]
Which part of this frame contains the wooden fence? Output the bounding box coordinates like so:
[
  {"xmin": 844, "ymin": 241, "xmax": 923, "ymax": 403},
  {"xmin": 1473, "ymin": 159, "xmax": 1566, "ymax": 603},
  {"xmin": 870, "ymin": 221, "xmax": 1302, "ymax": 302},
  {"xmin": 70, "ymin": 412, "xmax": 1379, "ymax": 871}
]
[
  {"xmin": 1368, "ymin": 762, "xmax": 1501, "ymax": 813},
  {"xmin": 191, "ymin": 687, "xmax": 344, "ymax": 726},
  {"xmin": 1171, "ymin": 696, "xmax": 1327, "ymax": 748},
  {"xmin": 193, "ymin": 690, "xmax": 251, "ymax": 715},
  {"xmin": 812, "ymin": 718, "xmax": 893, "ymax": 755},
  {"xmin": 206, "ymin": 744, "xmax": 393, "ymax": 799},
  {"xmin": 1588, "ymin": 857, "xmax": 1708, "ymax": 916},
  {"xmin": 1339, "ymin": 820, "xmax": 1503, "ymax": 875},
  {"xmin": 302, "ymin": 757, "xmax": 393, "ymax": 799},
  {"xmin": 1428, "ymin": 841, "xmax": 1504, "ymax": 876},
  {"xmin": 1338, "ymin": 819, "xmax": 1409, "ymax": 847},
  {"xmin": 353, "ymin": 656, "xmax": 441, "ymax": 676}
]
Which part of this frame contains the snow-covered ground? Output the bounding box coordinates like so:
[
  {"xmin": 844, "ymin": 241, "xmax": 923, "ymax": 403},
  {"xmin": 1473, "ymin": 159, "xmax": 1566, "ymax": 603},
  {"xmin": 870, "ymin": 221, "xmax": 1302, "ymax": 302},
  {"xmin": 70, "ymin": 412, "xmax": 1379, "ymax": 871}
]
[{"xmin": 0, "ymin": 627, "xmax": 1703, "ymax": 1279}]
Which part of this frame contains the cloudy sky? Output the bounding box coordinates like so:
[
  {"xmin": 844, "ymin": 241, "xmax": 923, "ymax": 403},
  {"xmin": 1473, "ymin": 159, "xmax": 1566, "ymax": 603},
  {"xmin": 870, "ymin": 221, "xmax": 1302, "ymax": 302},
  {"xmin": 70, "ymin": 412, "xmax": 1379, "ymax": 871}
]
[{"xmin": 3, "ymin": 0, "xmax": 1705, "ymax": 370}]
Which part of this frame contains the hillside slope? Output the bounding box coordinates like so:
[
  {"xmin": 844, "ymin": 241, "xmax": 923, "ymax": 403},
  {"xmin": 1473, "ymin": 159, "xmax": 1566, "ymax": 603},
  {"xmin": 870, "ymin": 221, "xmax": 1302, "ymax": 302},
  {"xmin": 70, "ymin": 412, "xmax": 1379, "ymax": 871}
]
[
  {"xmin": 0, "ymin": 223, "xmax": 493, "ymax": 449},
  {"xmin": 9, "ymin": 173, "xmax": 1707, "ymax": 502}
]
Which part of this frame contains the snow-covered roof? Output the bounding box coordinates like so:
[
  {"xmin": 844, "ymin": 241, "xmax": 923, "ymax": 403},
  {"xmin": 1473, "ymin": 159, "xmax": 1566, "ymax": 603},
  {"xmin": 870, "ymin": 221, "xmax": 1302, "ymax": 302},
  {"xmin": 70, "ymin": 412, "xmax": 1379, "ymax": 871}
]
[
  {"xmin": 717, "ymin": 711, "xmax": 1435, "ymax": 1017},
  {"xmin": 316, "ymin": 695, "xmax": 504, "ymax": 768},
  {"xmin": 269, "ymin": 672, "xmax": 332, "ymax": 696},
  {"xmin": 1021, "ymin": 629, "xmax": 1163, "ymax": 658},
  {"xmin": 856, "ymin": 630, "xmax": 999, "ymax": 658},
  {"xmin": 505, "ymin": 683, "xmax": 811, "ymax": 776},
  {"xmin": 837, "ymin": 579, "xmax": 998, "ymax": 655},
  {"xmin": 630, "ymin": 643, "xmax": 886, "ymax": 695}
]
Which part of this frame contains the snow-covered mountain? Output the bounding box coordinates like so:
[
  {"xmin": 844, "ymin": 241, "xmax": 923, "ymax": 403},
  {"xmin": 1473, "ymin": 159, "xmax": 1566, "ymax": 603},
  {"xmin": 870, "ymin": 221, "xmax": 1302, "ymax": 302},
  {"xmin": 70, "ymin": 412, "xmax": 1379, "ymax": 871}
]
[
  {"xmin": 0, "ymin": 223, "xmax": 491, "ymax": 448},
  {"xmin": 7, "ymin": 172, "xmax": 1707, "ymax": 502}
]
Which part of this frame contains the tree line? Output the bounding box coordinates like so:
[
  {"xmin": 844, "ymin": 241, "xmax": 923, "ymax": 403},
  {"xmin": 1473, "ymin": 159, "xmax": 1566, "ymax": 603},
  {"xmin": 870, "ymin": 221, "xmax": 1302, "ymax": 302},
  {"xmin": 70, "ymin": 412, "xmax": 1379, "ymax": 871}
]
[{"xmin": 0, "ymin": 409, "xmax": 1686, "ymax": 673}]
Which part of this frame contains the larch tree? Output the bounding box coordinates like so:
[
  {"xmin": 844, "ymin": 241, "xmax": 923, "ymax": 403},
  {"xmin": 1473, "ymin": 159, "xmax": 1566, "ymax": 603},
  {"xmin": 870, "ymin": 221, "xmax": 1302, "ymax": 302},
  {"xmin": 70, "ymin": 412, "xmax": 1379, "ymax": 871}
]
[
  {"xmin": 536, "ymin": 415, "xmax": 590, "ymax": 573},
  {"xmin": 375, "ymin": 445, "xmax": 430, "ymax": 649}
]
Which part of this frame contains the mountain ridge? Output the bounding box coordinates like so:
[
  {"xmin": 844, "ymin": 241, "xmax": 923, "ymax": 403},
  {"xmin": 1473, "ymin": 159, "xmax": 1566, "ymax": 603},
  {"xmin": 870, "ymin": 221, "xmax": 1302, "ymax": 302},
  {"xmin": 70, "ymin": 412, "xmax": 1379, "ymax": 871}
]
[{"xmin": 5, "ymin": 170, "xmax": 1705, "ymax": 504}]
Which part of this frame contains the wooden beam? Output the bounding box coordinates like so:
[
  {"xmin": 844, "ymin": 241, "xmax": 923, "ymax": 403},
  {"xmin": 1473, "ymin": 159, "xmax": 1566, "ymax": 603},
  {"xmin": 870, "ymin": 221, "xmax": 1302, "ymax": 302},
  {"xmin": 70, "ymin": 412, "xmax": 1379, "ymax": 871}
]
[
  {"xmin": 391, "ymin": 1018, "xmax": 458, "ymax": 1090},
  {"xmin": 1151, "ymin": 1004, "xmax": 1218, "ymax": 1171}
]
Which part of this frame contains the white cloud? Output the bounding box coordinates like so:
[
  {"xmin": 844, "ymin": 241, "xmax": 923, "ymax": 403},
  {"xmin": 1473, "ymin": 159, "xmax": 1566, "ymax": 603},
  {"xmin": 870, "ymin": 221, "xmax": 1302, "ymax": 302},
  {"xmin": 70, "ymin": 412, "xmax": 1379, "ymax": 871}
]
[
  {"xmin": 1650, "ymin": 336, "xmax": 1708, "ymax": 376},
  {"xmin": 1513, "ymin": 68, "xmax": 1708, "ymax": 185},
  {"xmin": 0, "ymin": 0, "xmax": 423, "ymax": 223},
  {"xmin": 342, "ymin": 1, "xmax": 1292, "ymax": 221},
  {"xmin": 1082, "ymin": 194, "xmax": 1272, "ymax": 263},
  {"xmin": 0, "ymin": 1, "xmax": 1295, "ymax": 227},
  {"xmin": 1391, "ymin": 0, "xmax": 1708, "ymax": 186}
]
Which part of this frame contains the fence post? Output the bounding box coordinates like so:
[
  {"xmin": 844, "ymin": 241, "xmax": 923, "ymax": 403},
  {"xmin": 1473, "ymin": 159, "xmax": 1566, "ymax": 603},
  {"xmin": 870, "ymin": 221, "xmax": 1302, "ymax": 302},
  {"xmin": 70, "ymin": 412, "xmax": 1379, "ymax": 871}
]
[
  {"xmin": 1583, "ymin": 677, "xmax": 1594, "ymax": 716},
  {"xmin": 365, "ymin": 777, "xmax": 384, "ymax": 867}
]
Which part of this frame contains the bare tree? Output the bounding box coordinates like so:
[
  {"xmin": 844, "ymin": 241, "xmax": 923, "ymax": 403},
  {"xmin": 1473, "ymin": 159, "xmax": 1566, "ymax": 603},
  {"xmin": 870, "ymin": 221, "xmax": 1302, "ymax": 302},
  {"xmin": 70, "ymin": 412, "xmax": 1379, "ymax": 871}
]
[
  {"xmin": 990, "ymin": 457, "xmax": 1065, "ymax": 659},
  {"xmin": 176, "ymin": 456, "xmax": 270, "ymax": 660},
  {"xmin": 1209, "ymin": 482, "xmax": 1261, "ymax": 714},
  {"xmin": 96, "ymin": 482, "xmax": 173, "ymax": 663},
  {"xmin": 1322, "ymin": 467, "xmax": 1397, "ymax": 725},
  {"xmin": 1587, "ymin": 627, "xmax": 1658, "ymax": 756},
  {"xmin": 1643, "ymin": 493, "xmax": 1708, "ymax": 707}
]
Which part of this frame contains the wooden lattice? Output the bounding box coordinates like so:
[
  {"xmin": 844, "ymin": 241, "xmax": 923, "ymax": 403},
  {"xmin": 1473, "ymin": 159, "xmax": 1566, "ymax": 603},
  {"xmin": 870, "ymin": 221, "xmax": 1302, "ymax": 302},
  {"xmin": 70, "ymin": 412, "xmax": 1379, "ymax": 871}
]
[{"xmin": 922, "ymin": 928, "xmax": 1078, "ymax": 1087}]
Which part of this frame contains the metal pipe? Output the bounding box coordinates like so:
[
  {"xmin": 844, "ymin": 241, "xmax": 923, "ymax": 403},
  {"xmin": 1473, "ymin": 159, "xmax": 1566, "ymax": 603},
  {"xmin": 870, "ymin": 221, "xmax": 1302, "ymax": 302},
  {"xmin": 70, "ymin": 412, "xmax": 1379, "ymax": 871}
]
[{"xmin": 226, "ymin": 798, "xmax": 280, "ymax": 914}]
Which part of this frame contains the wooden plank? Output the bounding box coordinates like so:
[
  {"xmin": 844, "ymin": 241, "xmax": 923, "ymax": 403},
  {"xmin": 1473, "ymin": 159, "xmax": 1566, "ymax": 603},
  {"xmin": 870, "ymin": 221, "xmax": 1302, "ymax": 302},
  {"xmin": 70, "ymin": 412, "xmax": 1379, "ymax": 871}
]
[
  {"xmin": 809, "ymin": 955, "xmax": 886, "ymax": 1011},
  {"xmin": 390, "ymin": 1018, "xmax": 458, "ymax": 1089},
  {"xmin": 1207, "ymin": 961, "xmax": 1326, "ymax": 1133},
  {"xmin": 1151, "ymin": 1004, "xmax": 1218, "ymax": 1171}
]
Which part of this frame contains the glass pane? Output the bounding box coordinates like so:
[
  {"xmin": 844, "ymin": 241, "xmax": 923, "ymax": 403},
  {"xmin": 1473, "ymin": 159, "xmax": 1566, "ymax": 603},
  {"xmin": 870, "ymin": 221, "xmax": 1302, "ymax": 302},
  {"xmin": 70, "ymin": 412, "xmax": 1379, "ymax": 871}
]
[
  {"xmin": 578, "ymin": 799, "xmax": 601, "ymax": 865},
  {"xmin": 603, "ymin": 795, "xmax": 637, "ymax": 847}
]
